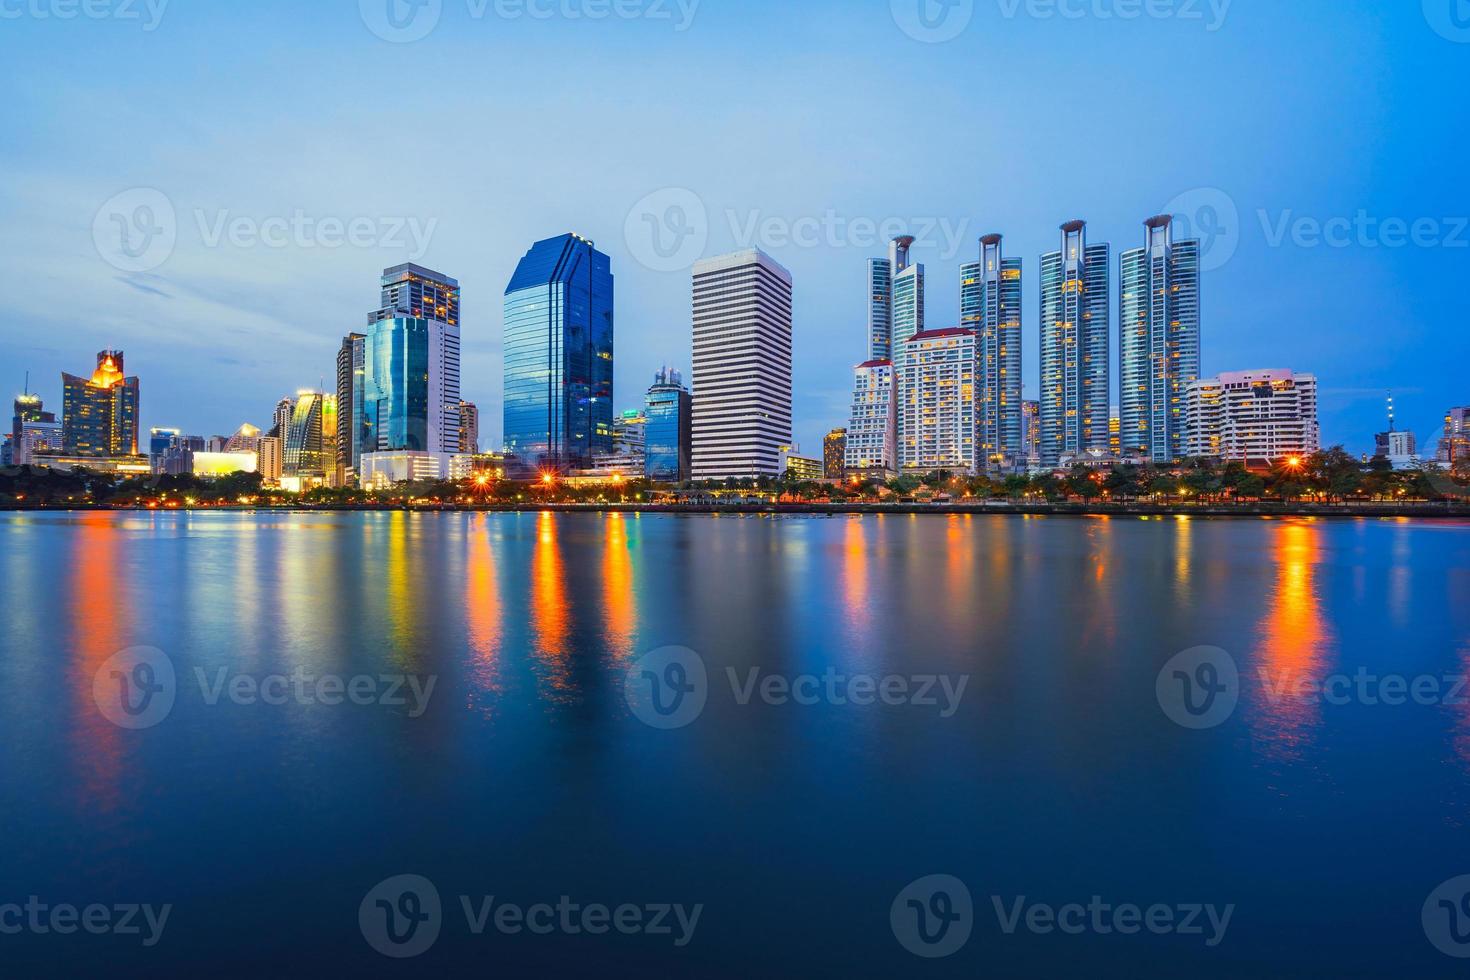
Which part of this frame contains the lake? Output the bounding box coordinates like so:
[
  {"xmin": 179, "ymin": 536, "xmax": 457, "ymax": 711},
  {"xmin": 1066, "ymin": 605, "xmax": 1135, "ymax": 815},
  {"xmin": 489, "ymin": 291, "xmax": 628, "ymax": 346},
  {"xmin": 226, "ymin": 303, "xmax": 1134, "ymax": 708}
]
[{"xmin": 2, "ymin": 511, "xmax": 1469, "ymax": 977}]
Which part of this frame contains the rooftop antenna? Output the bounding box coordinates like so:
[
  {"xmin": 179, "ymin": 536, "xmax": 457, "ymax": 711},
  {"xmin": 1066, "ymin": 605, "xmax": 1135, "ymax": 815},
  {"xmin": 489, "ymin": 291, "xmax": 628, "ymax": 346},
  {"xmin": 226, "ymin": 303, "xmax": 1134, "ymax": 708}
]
[
  {"xmin": 23, "ymin": 370, "xmax": 29, "ymax": 397},
  {"xmin": 1387, "ymin": 391, "xmax": 1396, "ymax": 433}
]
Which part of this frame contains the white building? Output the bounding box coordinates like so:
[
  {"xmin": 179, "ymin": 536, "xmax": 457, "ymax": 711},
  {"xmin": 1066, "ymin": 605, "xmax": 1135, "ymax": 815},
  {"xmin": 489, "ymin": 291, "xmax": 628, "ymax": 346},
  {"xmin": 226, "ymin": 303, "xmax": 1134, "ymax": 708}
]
[
  {"xmin": 845, "ymin": 359, "xmax": 896, "ymax": 477},
  {"xmin": 898, "ymin": 328, "xmax": 979, "ymax": 474},
  {"xmin": 1386, "ymin": 430, "xmax": 1420, "ymax": 471},
  {"xmin": 359, "ymin": 450, "xmax": 451, "ymax": 489},
  {"xmin": 691, "ymin": 249, "xmax": 793, "ymax": 481},
  {"xmin": 1183, "ymin": 369, "xmax": 1320, "ymax": 465}
]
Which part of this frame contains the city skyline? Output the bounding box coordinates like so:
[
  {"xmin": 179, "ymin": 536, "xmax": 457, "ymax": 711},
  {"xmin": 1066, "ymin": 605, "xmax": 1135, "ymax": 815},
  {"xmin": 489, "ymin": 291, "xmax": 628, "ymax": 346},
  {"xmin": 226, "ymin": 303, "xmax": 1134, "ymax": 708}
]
[{"xmin": 3, "ymin": 3, "xmax": 1462, "ymax": 458}]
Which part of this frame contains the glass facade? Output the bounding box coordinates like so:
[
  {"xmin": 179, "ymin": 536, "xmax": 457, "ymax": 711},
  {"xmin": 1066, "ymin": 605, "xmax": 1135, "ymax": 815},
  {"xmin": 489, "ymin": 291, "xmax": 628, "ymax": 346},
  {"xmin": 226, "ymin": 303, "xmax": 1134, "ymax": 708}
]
[
  {"xmin": 362, "ymin": 318, "xmax": 431, "ymax": 454},
  {"xmin": 504, "ymin": 234, "xmax": 614, "ymax": 472},
  {"xmin": 644, "ymin": 368, "xmax": 691, "ymax": 484},
  {"xmin": 284, "ymin": 392, "xmax": 335, "ymax": 479},
  {"xmin": 1040, "ymin": 221, "xmax": 1111, "ymax": 466},
  {"xmin": 337, "ymin": 332, "xmax": 365, "ymax": 482},
  {"xmin": 960, "ymin": 234, "xmax": 1023, "ymax": 471},
  {"xmin": 1120, "ymin": 216, "xmax": 1201, "ymax": 464}
]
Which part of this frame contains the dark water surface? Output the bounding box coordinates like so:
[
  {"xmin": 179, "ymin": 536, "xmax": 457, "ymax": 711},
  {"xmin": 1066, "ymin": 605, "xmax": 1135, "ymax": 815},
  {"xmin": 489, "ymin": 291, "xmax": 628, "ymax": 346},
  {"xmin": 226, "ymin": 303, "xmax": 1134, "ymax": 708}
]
[{"xmin": 3, "ymin": 511, "xmax": 1470, "ymax": 977}]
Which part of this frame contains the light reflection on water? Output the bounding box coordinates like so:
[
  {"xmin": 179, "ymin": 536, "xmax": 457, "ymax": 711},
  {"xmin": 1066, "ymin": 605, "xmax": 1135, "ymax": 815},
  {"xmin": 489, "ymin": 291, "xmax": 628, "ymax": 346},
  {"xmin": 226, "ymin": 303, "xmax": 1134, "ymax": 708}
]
[{"xmin": 3, "ymin": 510, "xmax": 1469, "ymax": 976}]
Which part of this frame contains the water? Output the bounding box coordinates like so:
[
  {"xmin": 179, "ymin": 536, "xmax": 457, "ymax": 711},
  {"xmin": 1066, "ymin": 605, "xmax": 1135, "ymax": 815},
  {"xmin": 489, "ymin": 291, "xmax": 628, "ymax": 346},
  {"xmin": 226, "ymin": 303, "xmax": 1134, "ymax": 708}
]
[{"xmin": 2, "ymin": 511, "xmax": 1469, "ymax": 977}]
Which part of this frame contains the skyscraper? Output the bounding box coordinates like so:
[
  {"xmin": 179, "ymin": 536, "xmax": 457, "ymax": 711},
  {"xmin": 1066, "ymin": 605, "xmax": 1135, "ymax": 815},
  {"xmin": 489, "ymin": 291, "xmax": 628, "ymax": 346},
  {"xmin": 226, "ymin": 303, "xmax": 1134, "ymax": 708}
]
[
  {"xmin": 960, "ymin": 234, "xmax": 1023, "ymax": 472},
  {"xmin": 845, "ymin": 360, "xmax": 896, "ymax": 478},
  {"xmin": 691, "ymin": 249, "xmax": 793, "ymax": 481},
  {"xmin": 459, "ymin": 401, "xmax": 480, "ymax": 455},
  {"xmin": 272, "ymin": 397, "xmax": 295, "ymax": 442},
  {"xmin": 336, "ymin": 332, "xmax": 366, "ymax": 485},
  {"xmin": 61, "ymin": 350, "xmax": 140, "ymax": 458},
  {"xmin": 1120, "ymin": 215, "xmax": 1202, "ymax": 464},
  {"xmin": 1438, "ymin": 408, "xmax": 1470, "ymax": 465},
  {"xmin": 645, "ymin": 367, "xmax": 692, "ymax": 484},
  {"xmin": 898, "ymin": 328, "xmax": 978, "ymax": 474},
  {"xmin": 503, "ymin": 235, "xmax": 614, "ymax": 472},
  {"xmin": 363, "ymin": 266, "xmax": 461, "ymax": 460},
  {"xmin": 1021, "ymin": 399, "xmax": 1041, "ymax": 465},
  {"xmin": 1040, "ymin": 221, "xmax": 1111, "ymax": 466},
  {"xmin": 283, "ymin": 391, "xmax": 336, "ymax": 485},
  {"xmin": 845, "ymin": 237, "xmax": 915, "ymax": 479}
]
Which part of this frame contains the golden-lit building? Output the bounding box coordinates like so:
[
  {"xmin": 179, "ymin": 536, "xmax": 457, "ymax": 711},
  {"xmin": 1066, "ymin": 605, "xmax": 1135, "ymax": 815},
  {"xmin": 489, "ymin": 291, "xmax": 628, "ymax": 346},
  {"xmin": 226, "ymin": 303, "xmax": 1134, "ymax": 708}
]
[
  {"xmin": 60, "ymin": 350, "xmax": 139, "ymax": 458},
  {"xmin": 823, "ymin": 428, "xmax": 847, "ymax": 480}
]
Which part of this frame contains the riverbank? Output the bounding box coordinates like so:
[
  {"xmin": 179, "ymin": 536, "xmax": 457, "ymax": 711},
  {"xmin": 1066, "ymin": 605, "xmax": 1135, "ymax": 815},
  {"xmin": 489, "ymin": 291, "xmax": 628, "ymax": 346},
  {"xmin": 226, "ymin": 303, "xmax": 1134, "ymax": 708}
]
[{"xmin": 4, "ymin": 501, "xmax": 1470, "ymax": 518}]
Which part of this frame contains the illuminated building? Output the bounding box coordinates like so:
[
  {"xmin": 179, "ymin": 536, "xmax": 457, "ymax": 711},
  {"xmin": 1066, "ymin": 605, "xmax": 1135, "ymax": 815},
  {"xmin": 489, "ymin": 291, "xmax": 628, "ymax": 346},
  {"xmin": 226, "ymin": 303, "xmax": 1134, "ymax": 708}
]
[
  {"xmin": 644, "ymin": 368, "xmax": 691, "ymax": 484},
  {"xmin": 1041, "ymin": 220, "xmax": 1111, "ymax": 466},
  {"xmin": 363, "ymin": 266, "xmax": 461, "ymax": 468},
  {"xmin": 845, "ymin": 360, "xmax": 896, "ymax": 478},
  {"xmin": 823, "ymin": 428, "xmax": 847, "ymax": 480},
  {"xmin": 358, "ymin": 450, "xmax": 450, "ymax": 488},
  {"xmin": 691, "ymin": 249, "xmax": 792, "ymax": 481},
  {"xmin": 504, "ymin": 235, "xmax": 613, "ymax": 472},
  {"xmin": 60, "ymin": 350, "xmax": 139, "ymax": 458},
  {"xmin": 449, "ymin": 453, "xmax": 505, "ymax": 481},
  {"xmin": 1183, "ymin": 370, "xmax": 1319, "ymax": 467},
  {"xmin": 1109, "ymin": 407, "xmax": 1122, "ymax": 458},
  {"xmin": 283, "ymin": 391, "xmax": 337, "ymax": 486},
  {"xmin": 778, "ymin": 446, "xmax": 823, "ymax": 482},
  {"xmin": 257, "ymin": 435, "xmax": 283, "ymax": 484},
  {"xmin": 898, "ymin": 328, "xmax": 979, "ymax": 474},
  {"xmin": 11, "ymin": 392, "xmax": 61, "ymax": 465},
  {"xmin": 459, "ymin": 400, "xmax": 480, "ymax": 455},
  {"xmin": 1120, "ymin": 215, "xmax": 1202, "ymax": 464},
  {"xmin": 337, "ymin": 332, "xmax": 366, "ymax": 485},
  {"xmin": 272, "ymin": 397, "xmax": 295, "ymax": 443},
  {"xmin": 191, "ymin": 452, "xmax": 258, "ymax": 478},
  {"xmin": 1438, "ymin": 408, "xmax": 1470, "ymax": 465},
  {"xmin": 960, "ymin": 234, "xmax": 1023, "ymax": 472}
]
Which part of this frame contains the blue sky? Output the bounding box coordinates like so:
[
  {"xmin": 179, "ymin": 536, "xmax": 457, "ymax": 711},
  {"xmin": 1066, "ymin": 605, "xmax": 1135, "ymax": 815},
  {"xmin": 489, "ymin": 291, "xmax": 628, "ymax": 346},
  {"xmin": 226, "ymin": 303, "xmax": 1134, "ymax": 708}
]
[{"xmin": 1, "ymin": 0, "xmax": 1466, "ymax": 456}]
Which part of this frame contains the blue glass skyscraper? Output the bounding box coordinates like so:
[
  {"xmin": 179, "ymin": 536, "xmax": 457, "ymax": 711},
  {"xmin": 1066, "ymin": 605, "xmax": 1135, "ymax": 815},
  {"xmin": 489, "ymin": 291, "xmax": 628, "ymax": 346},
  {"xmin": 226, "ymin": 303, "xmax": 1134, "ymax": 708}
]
[
  {"xmin": 504, "ymin": 234, "xmax": 614, "ymax": 472},
  {"xmin": 358, "ymin": 266, "xmax": 461, "ymax": 463},
  {"xmin": 644, "ymin": 367, "xmax": 691, "ymax": 484}
]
